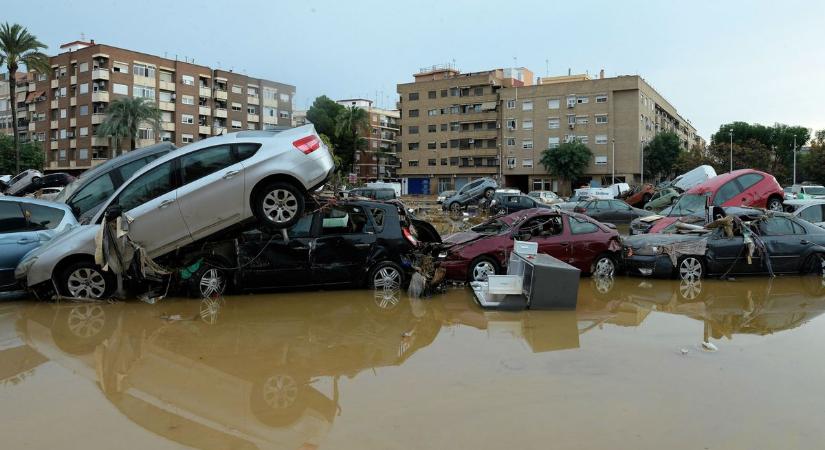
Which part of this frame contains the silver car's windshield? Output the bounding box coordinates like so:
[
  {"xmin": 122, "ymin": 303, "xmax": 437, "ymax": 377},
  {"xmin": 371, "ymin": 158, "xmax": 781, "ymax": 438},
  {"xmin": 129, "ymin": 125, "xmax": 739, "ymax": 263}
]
[
  {"xmin": 804, "ymin": 186, "xmax": 825, "ymax": 195},
  {"xmin": 669, "ymin": 194, "xmax": 707, "ymax": 217}
]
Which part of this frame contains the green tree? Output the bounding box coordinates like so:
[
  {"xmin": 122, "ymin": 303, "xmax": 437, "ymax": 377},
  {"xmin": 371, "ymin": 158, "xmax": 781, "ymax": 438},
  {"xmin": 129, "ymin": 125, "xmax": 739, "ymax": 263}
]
[
  {"xmin": 710, "ymin": 121, "xmax": 810, "ymax": 182},
  {"xmin": 0, "ymin": 133, "xmax": 43, "ymax": 174},
  {"xmin": 800, "ymin": 130, "xmax": 825, "ymax": 185},
  {"xmin": 540, "ymin": 140, "xmax": 592, "ymax": 194},
  {"xmin": 0, "ymin": 23, "xmax": 49, "ymax": 173},
  {"xmin": 674, "ymin": 143, "xmax": 721, "ymax": 175},
  {"xmin": 96, "ymin": 97, "xmax": 161, "ymax": 153},
  {"xmin": 334, "ymin": 105, "xmax": 369, "ymax": 173},
  {"xmin": 306, "ymin": 95, "xmax": 344, "ymax": 140},
  {"xmin": 708, "ymin": 138, "xmax": 772, "ymax": 175},
  {"xmin": 643, "ymin": 131, "xmax": 682, "ymax": 181}
]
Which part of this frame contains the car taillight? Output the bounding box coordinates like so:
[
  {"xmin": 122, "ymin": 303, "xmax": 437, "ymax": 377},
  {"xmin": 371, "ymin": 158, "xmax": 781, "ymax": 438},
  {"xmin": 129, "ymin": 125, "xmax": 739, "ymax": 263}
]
[
  {"xmin": 574, "ymin": 206, "xmax": 585, "ymax": 213},
  {"xmin": 403, "ymin": 227, "xmax": 419, "ymax": 246},
  {"xmin": 293, "ymin": 135, "xmax": 321, "ymax": 154}
]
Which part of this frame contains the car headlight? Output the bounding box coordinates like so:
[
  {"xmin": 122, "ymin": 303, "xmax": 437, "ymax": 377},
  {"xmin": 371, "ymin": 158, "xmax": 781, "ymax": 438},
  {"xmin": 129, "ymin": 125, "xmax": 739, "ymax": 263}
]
[
  {"xmin": 438, "ymin": 251, "xmax": 448, "ymax": 259},
  {"xmin": 15, "ymin": 256, "xmax": 38, "ymax": 278},
  {"xmin": 635, "ymin": 245, "xmax": 663, "ymax": 256}
]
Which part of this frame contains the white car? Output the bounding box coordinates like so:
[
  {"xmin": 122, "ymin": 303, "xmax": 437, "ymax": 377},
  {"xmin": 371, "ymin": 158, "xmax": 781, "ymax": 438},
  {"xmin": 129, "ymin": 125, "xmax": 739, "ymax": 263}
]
[
  {"xmin": 528, "ymin": 190, "xmax": 561, "ymax": 205},
  {"xmin": 34, "ymin": 187, "xmax": 64, "ymax": 201},
  {"xmin": 5, "ymin": 169, "xmax": 43, "ymax": 196},
  {"xmin": 16, "ymin": 125, "xmax": 334, "ymax": 299},
  {"xmin": 785, "ymin": 199, "xmax": 825, "ymax": 228}
]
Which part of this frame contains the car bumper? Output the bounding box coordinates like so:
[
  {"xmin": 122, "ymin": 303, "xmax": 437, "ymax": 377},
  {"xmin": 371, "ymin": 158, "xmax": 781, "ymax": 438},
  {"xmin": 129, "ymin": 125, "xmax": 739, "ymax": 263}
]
[
  {"xmin": 302, "ymin": 148, "xmax": 336, "ymax": 191},
  {"xmin": 622, "ymin": 254, "xmax": 674, "ymax": 277}
]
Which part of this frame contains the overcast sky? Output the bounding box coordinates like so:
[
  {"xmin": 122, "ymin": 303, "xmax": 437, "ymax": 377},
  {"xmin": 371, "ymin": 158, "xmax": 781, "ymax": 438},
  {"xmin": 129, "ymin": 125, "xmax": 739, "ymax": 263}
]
[{"xmin": 13, "ymin": 0, "xmax": 825, "ymax": 141}]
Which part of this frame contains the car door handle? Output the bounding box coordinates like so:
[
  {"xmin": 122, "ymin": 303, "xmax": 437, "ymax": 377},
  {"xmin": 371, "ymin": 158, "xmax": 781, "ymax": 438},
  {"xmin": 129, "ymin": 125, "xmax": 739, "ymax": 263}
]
[
  {"xmin": 354, "ymin": 243, "xmax": 370, "ymax": 248},
  {"xmin": 158, "ymin": 199, "xmax": 175, "ymax": 209},
  {"xmin": 223, "ymin": 170, "xmax": 240, "ymax": 179},
  {"xmin": 801, "ymin": 239, "xmax": 810, "ymax": 245},
  {"xmin": 17, "ymin": 238, "xmax": 35, "ymax": 244},
  {"xmin": 560, "ymin": 242, "xmax": 569, "ymax": 247}
]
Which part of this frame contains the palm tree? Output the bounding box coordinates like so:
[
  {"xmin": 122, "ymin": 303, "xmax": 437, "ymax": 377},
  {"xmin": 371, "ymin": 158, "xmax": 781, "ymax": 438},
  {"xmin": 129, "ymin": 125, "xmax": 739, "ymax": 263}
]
[
  {"xmin": 0, "ymin": 23, "xmax": 49, "ymax": 173},
  {"xmin": 334, "ymin": 106, "xmax": 369, "ymax": 174},
  {"xmin": 97, "ymin": 97, "xmax": 161, "ymax": 154}
]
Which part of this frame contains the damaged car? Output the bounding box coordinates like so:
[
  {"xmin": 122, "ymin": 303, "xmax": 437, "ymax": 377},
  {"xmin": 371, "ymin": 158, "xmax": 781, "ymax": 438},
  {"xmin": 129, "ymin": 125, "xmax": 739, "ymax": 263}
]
[
  {"xmin": 440, "ymin": 208, "xmax": 621, "ymax": 282},
  {"xmin": 622, "ymin": 212, "xmax": 825, "ymax": 280},
  {"xmin": 15, "ymin": 125, "xmax": 335, "ymax": 299}
]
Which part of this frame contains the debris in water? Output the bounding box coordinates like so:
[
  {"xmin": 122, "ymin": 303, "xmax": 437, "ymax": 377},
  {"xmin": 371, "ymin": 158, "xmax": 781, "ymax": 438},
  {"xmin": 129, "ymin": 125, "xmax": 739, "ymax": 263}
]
[
  {"xmin": 401, "ymin": 330, "xmax": 414, "ymax": 338},
  {"xmin": 680, "ymin": 348, "xmax": 689, "ymax": 355},
  {"xmin": 701, "ymin": 341, "xmax": 718, "ymax": 352}
]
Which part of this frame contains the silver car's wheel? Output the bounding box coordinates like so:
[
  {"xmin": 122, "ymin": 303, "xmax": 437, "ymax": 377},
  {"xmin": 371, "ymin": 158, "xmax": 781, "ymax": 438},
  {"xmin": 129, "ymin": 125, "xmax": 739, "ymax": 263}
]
[
  {"xmin": 591, "ymin": 255, "xmax": 615, "ymax": 277},
  {"xmin": 262, "ymin": 375, "xmax": 298, "ymax": 409},
  {"xmin": 373, "ymin": 266, "xmax": 402, "ymax": 290},
  {"xmin": 198, "ymin": 268, "xmax": 226, "ymax": 298},
  {"xmin": 262, "ymin": 189, "xmax": 299, "ymax": 224},
  {"xmin": 66, "ymin": 267, "xmax": 108, "ymax": 299},
  {"xmin": 679, "ymin": 257, "xmax": 704, "ymax": 281},
  {"xmin": 67, "ymin": 305, "xmax": 106, "ymax": 338},
  {"xmin": 449, "ymin": 202, "xmax": 461, "ymax": 213},
  {"xmin": 471, "ymin": 259, "xmax": 497, "ymax": 282},
  {"xmin": 767, "ymin": 197, "xmax": 783, "ymax": 212}
]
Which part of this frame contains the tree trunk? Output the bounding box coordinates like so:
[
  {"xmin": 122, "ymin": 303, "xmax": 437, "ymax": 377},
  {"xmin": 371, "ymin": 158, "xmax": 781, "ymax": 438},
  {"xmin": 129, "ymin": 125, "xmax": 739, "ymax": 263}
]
[
  {"xmin": 131, "ymin": 136, "xmax": 136, "ymax": 151},
  {"xmin": 8, "ymin": 70, "xmax": 20, "ymax": 173}
]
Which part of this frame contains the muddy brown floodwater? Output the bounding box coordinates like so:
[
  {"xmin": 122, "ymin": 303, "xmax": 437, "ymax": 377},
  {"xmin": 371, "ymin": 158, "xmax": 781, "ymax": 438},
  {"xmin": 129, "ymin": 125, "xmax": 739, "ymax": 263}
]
[{"xmin": 2, "ymin": 275, "xmax": 825, "ymax": 449}]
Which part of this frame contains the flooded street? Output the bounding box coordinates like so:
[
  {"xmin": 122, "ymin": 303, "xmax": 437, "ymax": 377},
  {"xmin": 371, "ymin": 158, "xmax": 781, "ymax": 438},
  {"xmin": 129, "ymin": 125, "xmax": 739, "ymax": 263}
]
[{"xmin": 2, "ymin": 275, "xmax": 825, "ymax": 449}]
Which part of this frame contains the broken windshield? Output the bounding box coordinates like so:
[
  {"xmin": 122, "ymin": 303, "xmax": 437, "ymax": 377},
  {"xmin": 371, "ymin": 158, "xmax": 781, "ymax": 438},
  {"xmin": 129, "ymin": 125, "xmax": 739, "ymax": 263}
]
[
  {"xmin": 669, "ymin": 193, "xmax": 708, "ymax": 217},
  {"xmin": 471, "ymin": 219, "xmax": 510, "ymax": 234}
]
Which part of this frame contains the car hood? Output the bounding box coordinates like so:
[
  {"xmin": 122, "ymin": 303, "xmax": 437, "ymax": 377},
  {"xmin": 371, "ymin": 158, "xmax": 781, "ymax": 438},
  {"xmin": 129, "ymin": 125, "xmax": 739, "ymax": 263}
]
[
  {"xmin": 443, "ymin": 231, "xmax": 484, "ymax": 246},
  {"xmin": 25, "ymin": 223, "xmax": 96, "ymax": 260},
  {"xmin": 623, "ymin": 233, "xmax": 704, "ymax": 249}
]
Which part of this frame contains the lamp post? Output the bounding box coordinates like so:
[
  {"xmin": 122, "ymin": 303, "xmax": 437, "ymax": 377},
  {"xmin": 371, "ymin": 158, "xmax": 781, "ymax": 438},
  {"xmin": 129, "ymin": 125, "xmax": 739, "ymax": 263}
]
[
  {"xmin": 640, "ymin": 139, "xmax": 646, "ymax": 185},
  {"xmin": 611, "ymin": 138, "xmax": 616, "ymax": 184},
  {"xmin": 793, "ymin": 135, "xmax": 798, "ymax": 186},
  {"xmin": 728, "ymin": 128, "xmax": 733, "ymax": 172}
]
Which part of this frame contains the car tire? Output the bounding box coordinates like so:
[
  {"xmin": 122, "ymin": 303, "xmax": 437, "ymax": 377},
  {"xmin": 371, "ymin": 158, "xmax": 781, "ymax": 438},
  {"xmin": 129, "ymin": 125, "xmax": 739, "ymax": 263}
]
[
  {"xmin": 468, "ymin": 256, "xmax": 499, "ymax": 282},
  {"xmin": 484, "ymin": 188, "xmax": 495, "ymax": 199},
  {"xmin": 31, "ymin": 176, "xmax": 41, "ymax": 184},
  {"xmin": 253, "ymin": 181, "xmax": 305, "ymax": 229},
  {"xmin": 802, "ymin": 253, "xmax": 825, "ymax": 276},
  {"xmin": 57, "ymin": 261, "xmax": 115, "ymax": 299},
  {"xmin": 590, "ymin": 253, "xmax": 617, "ymax": 277},
  {"xmin": 766, "ymin": 196, "xmax": 783, "ymax": 212},
  {"xmin": 449, "ymin": 201, "xmax": 461, "ymax": 213},
  {"xmin": 367, "ymin": 261, "xmax": 405, "ymax": 290},
  {"xmin": 642, "ymin": 193, "xmax": 652, "ymax": 204},
  {"xmin": 677, "ymin": 256, "xmax": 705, "ymax": 281},
  {"xmin": 188, "ymin": 263, "xmax": 229, "ymax": 298}
]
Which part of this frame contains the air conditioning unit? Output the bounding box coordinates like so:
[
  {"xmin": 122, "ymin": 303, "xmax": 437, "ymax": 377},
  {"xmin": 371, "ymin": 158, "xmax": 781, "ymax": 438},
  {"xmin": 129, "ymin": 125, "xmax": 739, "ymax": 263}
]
[
  {"xmin": 567, "ymin": 103, "xmax": 575, "ymax": 108},
  {"xmin": 468, "ymin": 139, "xmax": 474, "ymax": 144},
  {"xmin": 170, "ymin": 93, "xmax": 176, "ymax": 100},
  {"xmin": 67, "ymin": 131, "xmax": 75, "ymax": 138},
  {"xmin": 568, "ymin": 123, "xmax": 575, "ymax": 129}
]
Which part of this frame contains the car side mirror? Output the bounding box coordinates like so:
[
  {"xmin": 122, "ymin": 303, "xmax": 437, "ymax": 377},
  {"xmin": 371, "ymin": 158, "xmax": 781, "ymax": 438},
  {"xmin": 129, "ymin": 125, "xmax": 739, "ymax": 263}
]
[{"xmin": 104, "ymin": 204, "xmax": 123, "ymax": 221}]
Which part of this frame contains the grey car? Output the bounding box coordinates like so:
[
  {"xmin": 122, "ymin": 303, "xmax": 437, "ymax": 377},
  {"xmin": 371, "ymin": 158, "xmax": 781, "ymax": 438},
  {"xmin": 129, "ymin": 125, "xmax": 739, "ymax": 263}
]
[
  {"xmin": 442, "ymin": 178, "xmax": 498, "ymax": 212},
  {"xmin": 54, "ymin": 142, "xmax": 175, "ymax": 222},
  {"xmin": 0, "ymin": 197, "xmax": 77, "ymax": 290}
]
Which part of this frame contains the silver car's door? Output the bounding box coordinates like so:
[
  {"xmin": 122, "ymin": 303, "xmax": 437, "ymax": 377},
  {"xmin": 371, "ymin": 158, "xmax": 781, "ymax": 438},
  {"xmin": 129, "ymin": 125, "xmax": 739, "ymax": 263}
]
[
  {"xmin": 175, "ymin": 144, "xmax": 246, "ymax": 241},
  {"xmin": 0, "ymin": 201, "xmax": 38, "ymax": 286},
  {"xmin": 111, "ymin": 160, "xmax": 190, "ymax": 256}
]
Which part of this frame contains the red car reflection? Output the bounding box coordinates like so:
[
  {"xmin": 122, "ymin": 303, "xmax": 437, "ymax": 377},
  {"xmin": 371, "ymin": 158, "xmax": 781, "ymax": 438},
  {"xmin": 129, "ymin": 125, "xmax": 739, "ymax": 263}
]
[{"xmin": 441, "ymin": 208, "xmax": 622, "ymax": 282}]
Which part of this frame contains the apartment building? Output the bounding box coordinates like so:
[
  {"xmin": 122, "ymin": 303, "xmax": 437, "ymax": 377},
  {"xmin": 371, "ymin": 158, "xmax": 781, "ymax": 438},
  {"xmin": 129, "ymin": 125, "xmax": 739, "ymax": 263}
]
[
  {"xmin": 336, "ymin": 99, "xmax": 400, "ymax": 182},
  {"xmin": 10, "ymin": 40, "xmax": 295, "ymax": 173},
  {"xmin": 499, "ymin": 72, "xmax": 702, "ymax": 193},
  {"xmin": 396, "ymin": 65, "xmax": 533, "ymax": 194}
]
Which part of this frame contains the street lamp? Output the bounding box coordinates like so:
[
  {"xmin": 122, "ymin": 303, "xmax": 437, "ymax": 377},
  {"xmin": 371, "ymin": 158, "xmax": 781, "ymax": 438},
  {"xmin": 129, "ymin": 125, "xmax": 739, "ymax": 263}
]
[
  {"xmin": 611, "ymin": 138, "xmax": 615, "ymax": 184},
  {"xmin": 640, "ymin": 139, "xmax": 646, "ymax": 185},
  {"xmin": 793, "ymin": 135, "xmax": 798, "ymax": 186},
  {"xmin": 728, "ymin": 128, "xmax": 733, "ymax": 173}
]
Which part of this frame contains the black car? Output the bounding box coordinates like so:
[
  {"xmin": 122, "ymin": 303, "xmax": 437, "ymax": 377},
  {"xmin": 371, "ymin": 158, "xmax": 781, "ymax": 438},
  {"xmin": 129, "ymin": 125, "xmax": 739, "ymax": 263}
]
[
  {"xmin": 179, "ymin": 200, "xmax": 440, "ymax": 296},
  {"xmin": 345, "ymin": 187, "xmax": 397, "ymax": 200},
  {"xmin": 574, "ymin": 199, "xmax": 652, "ymax": 224},
  {"xmin": 622, "ymin": 212, "xmax": 825, "ymax": 280},
  {"xmin": 490, "ymin": 193, "xmax": 552, "ymax": 215},
  {"xmin": 14, "ymin": 173, "xmax": 75, "ymax": 196}
]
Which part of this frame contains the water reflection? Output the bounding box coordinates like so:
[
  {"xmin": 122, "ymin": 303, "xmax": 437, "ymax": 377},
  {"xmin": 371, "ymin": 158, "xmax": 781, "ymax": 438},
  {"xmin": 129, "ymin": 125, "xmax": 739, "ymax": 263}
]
[{"xmin": 2, "ymin": 274, "xmax": 825, "ymax": 449}]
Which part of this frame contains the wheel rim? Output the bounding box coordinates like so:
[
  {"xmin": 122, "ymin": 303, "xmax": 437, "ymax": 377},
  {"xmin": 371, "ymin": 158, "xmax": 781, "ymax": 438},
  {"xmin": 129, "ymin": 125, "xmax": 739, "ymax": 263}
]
[
  {"xmin": 262, "ymin": 189, "xmax": 299, "ymax": 223},
  {"xmin": 67, "ymin": 305, "xmax": 105, "ymax": 338},
  {"xmin": 373, "ymin": 266, "xmax": 401, "ymax": 290},
  {"xmin": 450, "ymin": 203, "xmax": 460, "ymax": 212},
  {"xmin": 472, "ymin": 261, "xmax": 496, "ymax": 281},
  {"xmin": 484, "ymin": 189, "xmax": 494, "ymax": 199},
  {"xmin": 593, "ymin": 257, "xmax": 615, "ymax": 277},
  {"xmin": 262, "ymin": 375, "xmax": 298, "ymax": 409},
  {"xmin": 679, "ymin": 279, "xmax": 703, "ymax": 300},
  {"xmin": 593, "ymin": 276, "xmax": 614, "ymax": 294},
  {"xmin": 768, "ymin": 199, "xmax": 783, "ymax": 211},
  {"xmin": 679, "ymin": 257, "xmax": 702, "ymax": 281},
  {"xmin": 199, "ymin": 297, "xmax": 221, "ymax": 324},
  {"xmin": 199, "ymin": 268, "xmax": 226, "ymax": 297},
  {"xmin": 374, "ymin": 287, "xmax": 401, "ymax": 310},
  {"xmin": 66, "ymin": 267, "xmax": 107, "ymax": 298}
]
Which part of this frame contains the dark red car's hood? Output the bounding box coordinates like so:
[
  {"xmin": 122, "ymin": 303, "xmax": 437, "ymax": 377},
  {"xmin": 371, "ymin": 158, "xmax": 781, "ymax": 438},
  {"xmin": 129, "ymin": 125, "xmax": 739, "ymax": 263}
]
[{"xmin": 443, "ymin": 231, "xmax": 486, "ymax": 246}]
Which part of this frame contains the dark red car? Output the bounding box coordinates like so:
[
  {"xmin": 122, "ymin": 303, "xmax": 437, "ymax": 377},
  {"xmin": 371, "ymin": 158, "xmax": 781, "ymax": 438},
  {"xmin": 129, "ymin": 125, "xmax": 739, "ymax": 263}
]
[
  {"xmin": 440, "ymin": 208, "xmax": 622, "ymax": 282},
  {"xmin": 633, "ymin": 169, "xmax": 785, "ymax": 234}
]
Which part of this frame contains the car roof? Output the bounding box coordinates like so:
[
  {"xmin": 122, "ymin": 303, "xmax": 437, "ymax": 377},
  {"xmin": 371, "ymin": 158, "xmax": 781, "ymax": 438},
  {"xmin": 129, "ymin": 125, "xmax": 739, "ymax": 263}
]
[
  {"xmin": 0, "ymin": 195, "xmax": 75, "ymax": 213},
  {"xmin": 686, "ymin": 169, "xmax": 767, "ymax": 195},
  {"xmin": 75, "ymin": 141, "xmax": 176, "ymax": 181},
  {"xmin": 785, "ymin": 199, "xmax": 825, "ymax": 206}
]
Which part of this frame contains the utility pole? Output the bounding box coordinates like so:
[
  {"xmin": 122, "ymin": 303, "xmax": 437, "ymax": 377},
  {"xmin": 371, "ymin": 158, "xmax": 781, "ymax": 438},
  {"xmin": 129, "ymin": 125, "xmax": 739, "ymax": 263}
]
[
  {"xmin": 611, "ymin": 138, "xmax": 616, "ymax": 184},
  {"xmin": 793, "ymin": 135, "xmax": 798, "ymax": 185},
  {"xmin": 640, "ymin": 139, "xmax": 646, "ymax": 185},
  {"xmin": 728, "ymin": 128, "xmax": 734, "ymax": 172}
]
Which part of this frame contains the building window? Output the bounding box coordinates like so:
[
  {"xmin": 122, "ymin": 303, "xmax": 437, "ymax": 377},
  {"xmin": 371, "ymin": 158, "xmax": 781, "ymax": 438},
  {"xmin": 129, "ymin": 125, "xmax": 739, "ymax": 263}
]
[
  {"xmin": 408, "ymin": 126, "xmax": 419, "ymax": 134},
  {"xmin": 181, "ymin": 95, "xmax": 195, "ymax": 105},
  {"xmin": 160, "ymin": 131, "xmax": 172, "ymax": 142},
  {"xmin": 231, "ymin": 103, "xmax": 242, "ymax": 111},
  {"xmin": 577, "ymin": 135, "xmax": 589, "ymax": 144},
  {"xmin": 428, "ymin": 90, "xmax": 436, "ymax": 99},
  {"xmin": 79, "ymin": 105, "xmax": 88, "ymax": 116},
  {"xmin": 577, "ymin": 96, "xmax": 588, "ymax": 104},
  {"xmin": 427, "ymin": 142, "xmax": 436, "ymax": 149},
  {"xmin": 159, "ymin": 71, "xmax": 173, "ymax": 83},
  {"xmin": 59, "ymin": 87, "xmax": 67, "ymax": 97},
  {"xmin": 440, "ymin": 89, "xmax": 448, "ymax": 97},
  {"xmin": 548, "ymin": 118, "xmax": 560, "ymax": 129},
  {"xmin": 79, "ymin": 62, "xmax": 88, "ymax": 73},
  {"xmin": 428, "ymin": 124, "xmax": 436, "ymax": 133},
  {"xmin": 427, "ymin": 109, "xmax": 439, "ymax": 116},
  {"xmin": 79, "ymin": 127, "xmax": 88, "ymax": 136},
  {"xmin": 247, "ymin": 87, "xmax": 258, "ymax": 97},
  {"xmin": 548, "ymin": 137, "xmax": 560, "ymax": 149},
  {"xmin": 408, "ymin": 109, "xmax": 419, "ymax": 118},
  {"xmin": 596, "ymin": 94, "xmax": 608, "ymax": 103},
  {"xmin": 133, "ymin": 85, "xmax": 155, "ymax": 100},
  {"xmin": 522, "ymin": 101, "xmax": 533, "ymax": 111},
  {"xmin": 78, "ymin": 148, "xmax": 88, "ymax": 159},
  {"xmin": 567, "ymin": 95, "xmax": 576, "ymax": 107},
  {"xmin": 113, "ymin": 62, "xmax": 129, "ymax": 73},
  {"xmin": 231, "ymin": 85, "xmax": 242, "ymax": 94},
  {"xmin": 523, "ymin": 120, "xmax": 533, "ymax": 130},
  {"xmin": 181, "ymin": 75, "xmax": 194, "ymax": 85},
  {"xmin": 595, "ymin": 135, "xmax": 608, "ymax": 144},
  {"xmin": 408, "ymin": 142, "xmax": 419, "ymax": 150},
  {"xmin": 279, "ymin": 111, "xmax": 289, "ymax": 119},
  {"xmin": 159, "ymin": 91, "xmax": 173, "ymax": 102},
  {"xmin": 133, "ymin": 63, "xmax": 155, "ymax": 78},
  {"xmin": 182, "ymin": 133, "xmax": 194, "ymax": 143},
  {"xmin": 506, "ymin": 99, "xmax": 516, "ymax": 109},
  {"xmin": 595, "ymin": 156, "xmax": 608, "ymax": 165},
  {"xmin": 595, "ymin": 114, "xmax": 608, "ymax": 124},
  {"xmin": 506, "ymin": 157, "xmax": 516, "ymax": 168},
  {"xmin": 138, "ymin": 128, "xmax": 155, "ymax": 140},
  {"xmin": 181, "ymin": 114, "xmax": 194, "ymax": 124},
  {"xmin": 161, "ymin": 111, "xmax": 172, "ymax": 122},
  {"xmin": 506, "ymin": 119, "xmax": 516, "ymax": 130},
  {"xmin": 263, "ymin": 106, "xmax": 276, "ymax": 117},
  {"xmin": 248, "ymin": 106, "xmax": 257, "ymax": 114},
  {"xmin": 576, "ymin": 115, "xmax": 589, "ymax": 125},
  {"xmin": 548, "ymin": 99, "xmax": 560, "ymax": 109},
  {"xmin": 506, "ymin": 137, "xmax": 516, "ymax": 146},
  {"xmin": 59, "ymin": 149, "xmax": 67, "ymax": 160},
  {"xmin": 428, "ymin": 159, "xmax": 436, "ymax": 166},
  {"xmin": 59, "ymin": 109, "xmax": 67, "ymax": 119},
  {"xmin": 263, "ymin": 87, "xmax": 277, "ymax": 101},
  {"xmin": 522, "ymin": 159, "xmax": 533, "ymax": 168},
  {"xmin": 279, "ymin": 93, "xmax": 290, "ymax": 102},
  {"xmin": 231, "ymin": 120, "xmax": 242, "ymax": 129},
  {"xmin": 450, "ymin": 122, "xmax": 459, "ymax": 131},
  {"xmin": 567, "ymin": 115, "xmax": 576, "ymax": 126},
  {"xmin": 522, "ymin": 140, "xmax": 533, "ymax": 149},
  {"xmin": 79, "ymin": 83, "xmax": 88, "ymax": 94},
  {"xmin": 408, "ymin": 92, "xmax": 419, "ymax": 101},
  {"xmin": 408, "ymin": 160, "xmax": 419, "ymax": 167},
  {"xmin": 439, "ymin": 123, "xmax": 448, "ymax": 132}
]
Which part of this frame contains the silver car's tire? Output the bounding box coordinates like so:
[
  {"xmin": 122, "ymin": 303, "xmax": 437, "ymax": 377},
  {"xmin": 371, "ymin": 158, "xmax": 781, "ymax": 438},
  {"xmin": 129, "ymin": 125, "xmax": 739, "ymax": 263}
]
[
  {"xmin": 469, "ymin": 256, "xmax": 499, "ymax": 282},
  {"xmin": 678, "ymin": 256, "xmax": 704, "ymax": 281},
  {"xmin": 58, "ymin": 261, "xmax": 114, "ymax": 299},
  {"xmin": 253, "ymin": 181, "xmax": 305, "ymax": 229},
  {"xmin": 767, "ymin": 197, "xmax": 783, "ymax": 212}
]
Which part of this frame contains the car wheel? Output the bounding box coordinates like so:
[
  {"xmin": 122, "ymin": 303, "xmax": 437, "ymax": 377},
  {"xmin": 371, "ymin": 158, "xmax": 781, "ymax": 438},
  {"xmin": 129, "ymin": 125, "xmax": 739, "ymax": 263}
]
[
  {"xmin": 803, "ymin": 253, "xmax": 825, "ymax": 277},
  {"xmin": 678, "ymin": 279, "xmax": 703, "ymax": 301},
  {"xmin": 188, "ymin": 265, "xmax": 228, "ymax": 298},
  {"xmin": 368, "ymin": 261, "xmax": 404, "ymax": 290},
  {"xmin": 678, "ymin": 256, "xmax": 705, "ymax": 281},
  {"xmin": 31, "ymin": 176, "xmax": 41, "ymax": 184},
  {"xmin": 590, "ymin": 254, "xmax": 616, "ymax": 277},
  {"xmin": 642, "ymin": 193, "xmax": 652, "ymax": 204},
  {"xmin": 469, "ymin": 256, "xmax": 499, "ymax": 282},
  {"xmin": 58, "ymin": 261, "xmax": 115, "ymax": 299},
  {"xmin": 766, "ymin": 196, "xmax": 783, "ymax": 212},
  {"xmin": 449, "ymin": 201, "xmax": 461, "ymax": 213},
  {"xmin": 484, "ymin": 188, "xmax": 495, "ymax": 200},
  {"xmin": 254, "ymin": 181, "xmax": 305, "ymax": 229},
  {"xmin": 250, "ymin": 373, "xmax": 308, "ymax": 426}
]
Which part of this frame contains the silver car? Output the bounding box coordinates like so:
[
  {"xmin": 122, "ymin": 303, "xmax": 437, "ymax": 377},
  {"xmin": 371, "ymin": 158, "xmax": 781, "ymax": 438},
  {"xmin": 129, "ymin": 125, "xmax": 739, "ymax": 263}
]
[
  {"xmin": 0, "ymin": 197, "xmax": 77, "ymax": 290},
  {"xmin": 16, "ymin": 125, "xmax": 334, "ymax": 298},
  {"xmin": 5, "ymin": 169, "xmax": 43, "ymax": 196}
]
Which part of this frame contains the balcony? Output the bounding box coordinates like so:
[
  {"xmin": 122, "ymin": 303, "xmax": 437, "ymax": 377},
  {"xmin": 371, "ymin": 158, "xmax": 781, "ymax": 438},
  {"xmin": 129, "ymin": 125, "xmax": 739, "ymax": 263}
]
[
  {"xmin": 158, "ymin": 101, "xmax": 175, "ymax": 112},
  {"xmin": 91, "ymin": 136, "xmax": 108, "ymax": 146},
  {"xmin": 198, "ymin": 106, "xmax": 210, "ymax": 116},
  {"xmin": 247, "ymin": 113, "xmax": 259, "ymax": 122},
  {"xmin": 70, "ymin": 97, "xmax": 77, "ymax": 106},
  {"xmin": 199, "ymin": 87, "xmax": 211, "ymax": 97},
  {"xmin": 50, "ymin": 120, "xmax": 58, "ymax": 129},
  {"xmin": 262, "ymin": 97, "xmax": 277, "ymax": 107},
  {"xmin": 27, "ymin": 104, "xmax": 36, "ymax": 112},
  {"xmin": 50, "ymin": 140, "xmax": 58, "ymax": 150},
  {"xmin": 92, "ymin": 69, "xmax": 109, "ymax": 80},
  {"xmin": 27, "ymin": 83, "xmax": 36, "ymax": 92},
  {"xmin": 159, "ymin": 80, "xmax": 175, "ymax": 91},
  {"xmin": 247, "ymin": 96, "xmax": 259, "ymax": 105},
  {"xmin": 50, "ymin": 79, "xmax": 58, "ymax": 89},
  {"xmin": 133, "ymin": 75, "xmax": 155, "ymax": 87},
  {"xmin": 69, "ymin": 138, "xmax": 76, "ymax": 148},
  {"xmin": 70, "ymin": 118, "xmax": 76, "ymax": 127},
  {"xmin": 214, "ymin": 89, "xmax": 228, "ymax": 100},
  {"xmin": 50, "ymin": 99, "xmax": 58, "ymax": 109},
  {"xmin": 199, "ymin": 125, "xmax": 211, "ymax": 135},
  {"xmin": 214, "ymin": 108, "xmax": 227, "ymax": 118},
  {"xmin": 92, "ymin": 92, "xmax": 109, "ymax": 103},
  {"xmin": 262, "ymin": 115, "xmax": 277, "ymax": 125},
  {"xmin": 70, "ymin": 75, "xmax": 77, "ymax": 85},
  {"xmin": 28, "ymin": 122, "xmax": 36, "ymax": 131},
  {"xmin": 91, "ymin": 113, "xmax": 105, "ymax": 124},
  {"xmin": 161, "ymin": 122, "xmax": 175, "ymax": 132},
  {"xmin": 138, "ymin": 138, "xmax": 155, "ymax": 148}
]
